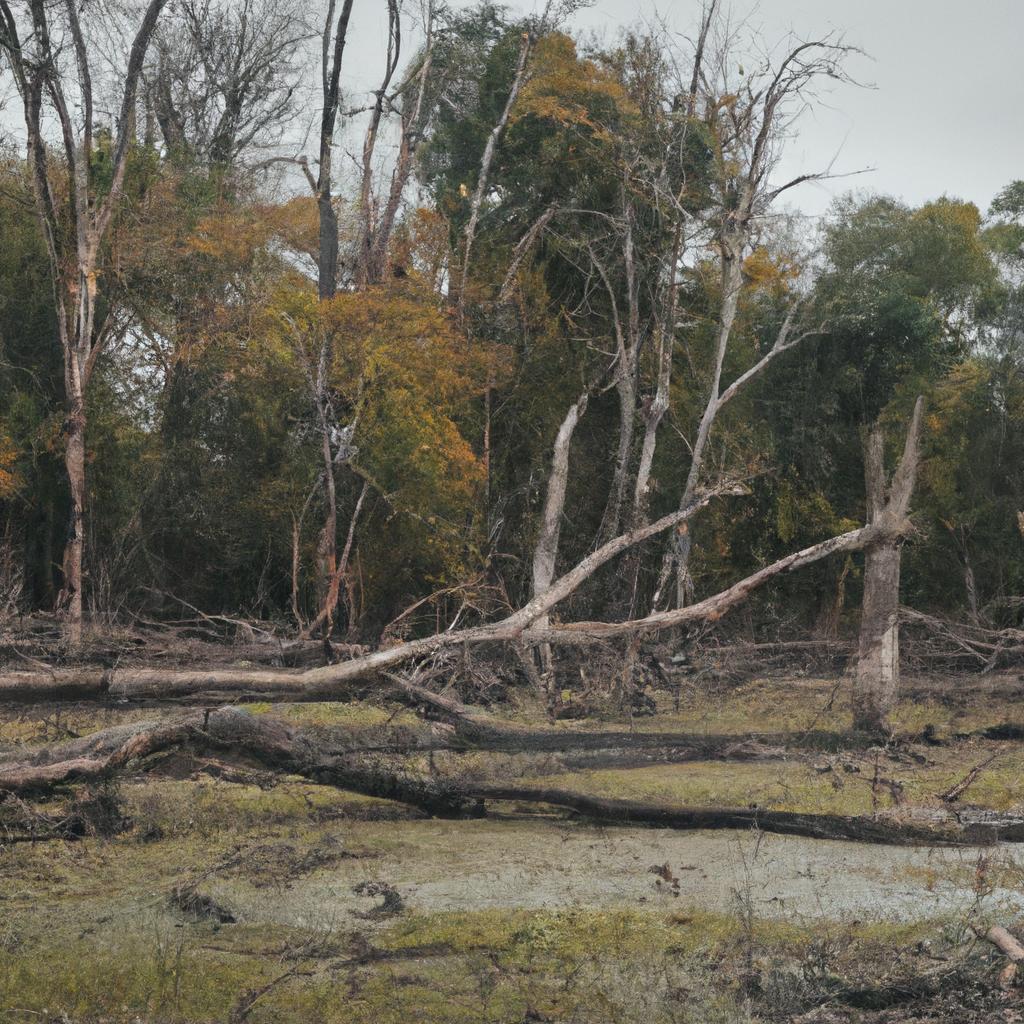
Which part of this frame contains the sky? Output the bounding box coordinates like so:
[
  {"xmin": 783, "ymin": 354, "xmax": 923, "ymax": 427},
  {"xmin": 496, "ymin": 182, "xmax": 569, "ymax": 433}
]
[
  {"xmin": 2, "ymin": 0, "xmax": 1020, "ymax": 222},
  {"xmin": 569, "ymin": 0, "xmax": 1024, "ymax": 217}
]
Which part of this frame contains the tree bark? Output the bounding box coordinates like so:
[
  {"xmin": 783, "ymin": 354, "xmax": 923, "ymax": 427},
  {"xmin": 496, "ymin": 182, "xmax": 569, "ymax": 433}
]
[
  {"xmin": 58, "ymin": 403, "xmax": 86, "ymax": 643},
  {"xmin": 852, "ymin": 398, "xmax": 924, "ymax": 734},
  {"xmin": 853, "ymin": 542, "xmax": 901, "ymax": 732},
  {"xmin": 531, "ymin": 393, "xmax": 587, "ymax": 679}
]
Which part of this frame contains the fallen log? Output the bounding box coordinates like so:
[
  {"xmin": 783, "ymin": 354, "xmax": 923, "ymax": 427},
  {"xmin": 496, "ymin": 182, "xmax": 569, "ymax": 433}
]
[
  {"xmin": 467, "ymin": 783, "xmax": 1024, "ymax": 846},
  {"xmin": 981, "ymin": 925, "xmax": 1024, "ymax": 961},
  {"xmin": 0, "ymin": 667, "xmax": 796, "ymax": 762},
  {"xmin": 0, "ymin": 707, "xmax": 470, "ymax": 817},
  {"xmin": 978, "ymin": 924, "xmax": 1024, "ymax": 988},
  {"xmin": 0, "ymin": 667, "xmax": 320, "ymax": 702},
  {"xmin": 938, "ymin": 753, "xmax": 1000, "ymax": 803},
  {"xmin": 2, "ymin": 707, "xmax": 1021, "ymax": 848},
  {"xmin": 0, "ymin": 489, "xmax": 881, "ymax": 703}
]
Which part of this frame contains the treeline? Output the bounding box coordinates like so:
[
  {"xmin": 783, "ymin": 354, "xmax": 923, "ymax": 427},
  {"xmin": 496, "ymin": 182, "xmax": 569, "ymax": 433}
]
[{"xmin": 0, "ymin": 0, "xmax": 1022, "ymax": 647}]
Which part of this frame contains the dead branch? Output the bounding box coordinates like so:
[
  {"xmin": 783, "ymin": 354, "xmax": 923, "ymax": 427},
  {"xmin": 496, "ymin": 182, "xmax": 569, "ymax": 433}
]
[{"xmin": 938, "ymin": 753, "xmax": 1001, "ymax": 804}]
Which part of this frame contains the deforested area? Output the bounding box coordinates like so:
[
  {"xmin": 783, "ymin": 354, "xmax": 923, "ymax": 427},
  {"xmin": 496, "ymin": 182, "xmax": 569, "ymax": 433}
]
[{"xmin": 1, "ymin": 0, "xmax": 1024, "ymax": 1021}]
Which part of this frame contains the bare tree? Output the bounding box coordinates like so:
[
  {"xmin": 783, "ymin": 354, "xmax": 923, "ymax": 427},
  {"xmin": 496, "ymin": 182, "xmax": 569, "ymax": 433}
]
[
  {"xmin": 145, "ymin": 0, "xmax": 309, "ymax": 171},
  {"xmin": 355, "ymin": 0, "xmax": 440, "ymax": 286},
  {"xmin": 0, "ymin": 0, "xmax": 170, "ymax": 642},
  {"xmin": 353, "ymin": 0, "xmax": 402, "ymax": 287},
  {"xmin": 853, "ymin": 398, "xmax": 924, "ymax": 733},
  {"xmin": 530, "ymin": 390, "xmax": 588, "ymax": 677},
  {"xmin": 280, "ymin": 0, "xmax": 356, "ymax": 644},
  {"xmin": 310, "ymin": 0, "xmax": 356, "ymax": 301},
  {"xmin": 650, "ymin": 25, "xmax": 855, "ymax": 611}
]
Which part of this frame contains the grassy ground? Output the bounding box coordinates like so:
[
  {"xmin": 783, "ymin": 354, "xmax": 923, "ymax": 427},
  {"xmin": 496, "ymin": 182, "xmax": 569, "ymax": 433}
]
[
  {"xmin": 0, "ymin": 775, "xmax": 999, "ymax": 1024},
  {"xmin": 2, "ymin": 672, "xmax": 1024, "ymax": 1022}
]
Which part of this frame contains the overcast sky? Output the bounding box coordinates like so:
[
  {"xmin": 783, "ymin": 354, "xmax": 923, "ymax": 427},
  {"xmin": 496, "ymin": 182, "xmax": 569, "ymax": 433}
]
[
  {"xmin": 331, "ymin": 0, "xmax": 1022, "ymax": 219},
  {"xmin": 2, "ymin": 0, "xmax": 1020, "ymax": 221},
  {"xmin": 571, "ymin": 0, "xmax": 1024, "ymax": 218}
]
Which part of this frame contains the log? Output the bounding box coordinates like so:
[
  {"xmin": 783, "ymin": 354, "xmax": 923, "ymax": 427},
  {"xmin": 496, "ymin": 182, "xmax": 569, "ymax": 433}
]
[
  {"xmin": 980, "ymin": 924, "xmax": 1024, "ymax": 989},
  {"xmin": 0, "ymin": 670, "xmax": 803, "ymax": 764},
  {"xmin": 3, "ymin": 707, "xmax": 1022, "ymax": 848},
  {"xmin": 0, "ymin": 707, "xmax": 469, "ymax": 817},
  {"xmin": 2, "ymin": 482, "xmax": 820, "ymax": 704},
  {"xmin": 0, "ymin": 669, "xmax": 107, "ymax": 700},
  {"xmin": 467, "ymin": 783, "xmax": 1016, "ymax": 847},
  {"xmin": 937, "ymin": 753, "xmax": 1000, "ymax": 803},
  {"xmin": 983, "ymin": 925, "xmax": 1024, "ymax": 962},
  {"xmin": 0, "ymin": 666, "xmax": 325, "ymax": 703}
]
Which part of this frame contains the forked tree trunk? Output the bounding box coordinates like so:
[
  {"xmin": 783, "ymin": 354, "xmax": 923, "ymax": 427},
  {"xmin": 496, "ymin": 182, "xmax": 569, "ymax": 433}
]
[{"xmin": 852, "ymin": 398, "xmax": 924, "ymax": 733}]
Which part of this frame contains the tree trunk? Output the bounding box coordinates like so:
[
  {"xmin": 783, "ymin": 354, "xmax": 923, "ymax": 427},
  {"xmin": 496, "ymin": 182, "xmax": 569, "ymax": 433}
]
[
  {"xmin": 57, "ymin": 401, "xmax": 86, "ymax": 643},
  {"xmin": 853, "ymin": 541, "xmax": 901, "ymax": 732},
  {"xmin": 531, "ymin": 393, "xmax": 587, "ymax": 680},
  {"xmin": 852, "ymin": 398, "xmax": 924, "ymax": 734},
  {"xmin": 597, "ymin": 370, "xmax": 637, "ymax": 546},
  {"xmin": 315, "ymin": 415, "xmax": 338, "ymax": 631}
]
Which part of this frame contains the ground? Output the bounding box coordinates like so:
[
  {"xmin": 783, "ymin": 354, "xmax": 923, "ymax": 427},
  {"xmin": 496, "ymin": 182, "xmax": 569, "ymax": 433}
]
[{"xmin": 2, "ymin": 671, "xmax": 1024, "ymax": 1022}]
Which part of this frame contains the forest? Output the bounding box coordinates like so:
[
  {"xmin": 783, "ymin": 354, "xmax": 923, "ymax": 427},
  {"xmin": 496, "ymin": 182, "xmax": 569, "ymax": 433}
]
[{"xmin": 2, "ymin": 0, "xmax": 1024, "ymax": 1021}]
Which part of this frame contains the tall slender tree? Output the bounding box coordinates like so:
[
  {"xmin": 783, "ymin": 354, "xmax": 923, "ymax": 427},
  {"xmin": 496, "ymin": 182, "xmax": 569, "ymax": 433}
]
[{"xmin": 0, "ymin": 0, "xmax": 170, "ymax": 641}]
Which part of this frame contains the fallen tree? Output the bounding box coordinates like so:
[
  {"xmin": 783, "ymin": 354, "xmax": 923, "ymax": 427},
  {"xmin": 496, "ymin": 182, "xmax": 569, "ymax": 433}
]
[
  {"xmin": 2, "ymin": 706, "xmax": 1020, "ymax": 847},
  {"xmin": 0, "ymin": 494, "xmax": 874, "ymax": 702},
  {"xmin": 0, "ymin": 405, "xmax": 923, "ymax": 739}
]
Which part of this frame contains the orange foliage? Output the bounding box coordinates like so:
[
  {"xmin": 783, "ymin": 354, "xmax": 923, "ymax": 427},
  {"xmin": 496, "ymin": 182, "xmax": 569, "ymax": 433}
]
[{"xmin": 0, "ymin": 434, "xmax": 20, "ymax": 499}]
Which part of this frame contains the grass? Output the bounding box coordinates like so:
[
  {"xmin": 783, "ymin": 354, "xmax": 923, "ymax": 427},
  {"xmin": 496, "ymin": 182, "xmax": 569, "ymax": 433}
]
[
  {"xmin": 515, "ymin": 740, "xmax": 1024, "ymax": 816},
  {"xmin": 0, "ymin": 893, "xmax": 955, "ymax": 1024},
  {"xmin": 2, "ymin": 673, "xmax": 1022, "ymax": 1021},
  {"xmin": 508, "ymin": 672, "xmax": 1024, "ymax": 741},
  {"xmin": 0, "ymin": 699, "xmax": 427, "ymax": 752}
]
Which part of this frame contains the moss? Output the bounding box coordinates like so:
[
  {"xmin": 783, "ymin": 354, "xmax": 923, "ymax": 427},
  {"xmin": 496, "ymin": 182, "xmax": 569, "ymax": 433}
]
[
  {"xmin": 249, "ymin": 699, "xmax": 422, "ymax": 730},
  {"xmin": 515, "ymin": 738, "xmax": 1024, "ymax": 817}
]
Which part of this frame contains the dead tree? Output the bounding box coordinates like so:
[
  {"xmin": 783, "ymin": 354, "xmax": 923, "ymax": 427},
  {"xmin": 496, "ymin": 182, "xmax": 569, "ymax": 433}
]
[
  {"xmin": 1, "ymin": 704, "xmax": 1016, "ymax": 846},
  {"xmin": 354, "ymin": 0, "xmax": 441, "ymax": 286},
  {"xmin": 307, "ymin": 0, "xmax": 356, "ymax": 301},
  {"xmin": 852, "ymin": 398, "xmax": 924, "ymax": 734},
  {"xmin": 530, "ymin": 392, "xmax": 588, "ymax": 681},
  {"xmin": 353, "ymin": 0, "xmax": 401, "ymax": 287},
  {"xmin": 0, "ymin": 459, "xmax": 906, "ymax": 700},
  {"xmin": 0, "ymin": 0, "xmax": 171, "ymax": 643},
  {"xmin": 283, "ymin": 0, "xmax": 356, "ymax": 639},
  {"xmin": 651, "ymin": 28, "xmax": 855, "ymax": 611},
  {"xmin": 145, "ymin": 0, "xmax": 308, "ymax": 171}
]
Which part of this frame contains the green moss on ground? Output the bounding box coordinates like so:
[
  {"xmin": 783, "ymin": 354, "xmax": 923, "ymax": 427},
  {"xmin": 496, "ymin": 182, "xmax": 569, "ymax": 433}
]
[
  {"xmin": 0, "ymin": 897, "xmax": 954, "ymax": 1024},
  {"xmin": 516, "ymin": 741, "xmax": 1024, "ymax": 816}
]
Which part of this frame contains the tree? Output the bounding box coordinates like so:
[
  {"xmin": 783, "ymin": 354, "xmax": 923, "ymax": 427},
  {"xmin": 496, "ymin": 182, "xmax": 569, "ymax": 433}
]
[
  {"xmin": 853, "ymin": 398, "xmax": 924, "ymax": 733},
  {"xmin": 650, "ymin": 26, "xmax": 855, "ymax": 612},
  {"xmin": 145, "ymin": 0, "xmax": 308, "ymax": 175},
  {"xmin": 0, "ymin": 0, "xmax": 170, "ymax": 641}
]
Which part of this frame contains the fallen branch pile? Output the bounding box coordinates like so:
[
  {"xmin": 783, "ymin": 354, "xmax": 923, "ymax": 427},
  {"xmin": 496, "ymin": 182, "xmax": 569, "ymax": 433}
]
[
  {"xmin": 0, "ymin": 501, "xmax": 881, "ymax": 704},
  {"xmin": 902, "ymin": 608, "xmax": 1024, "ymax": 672}
]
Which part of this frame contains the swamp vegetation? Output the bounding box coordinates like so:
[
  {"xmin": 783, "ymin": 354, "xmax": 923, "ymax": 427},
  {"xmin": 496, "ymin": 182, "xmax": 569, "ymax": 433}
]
[{"xmin": 1, "ymin": 0, "xmax": 1024, "ymax": 1019}]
